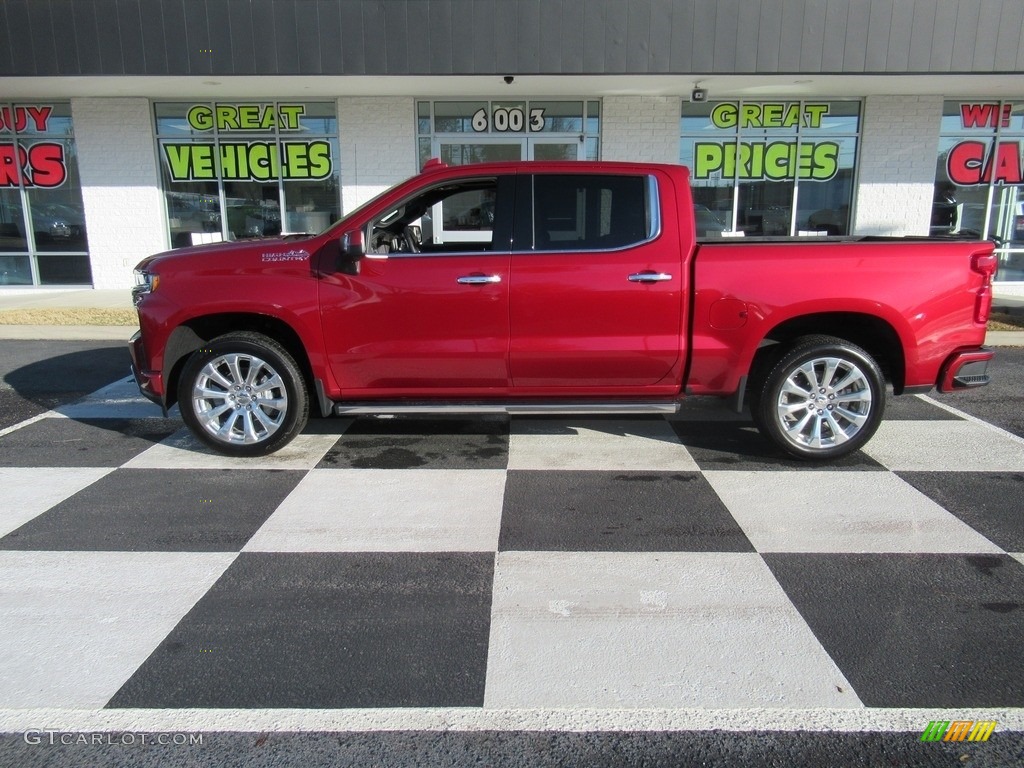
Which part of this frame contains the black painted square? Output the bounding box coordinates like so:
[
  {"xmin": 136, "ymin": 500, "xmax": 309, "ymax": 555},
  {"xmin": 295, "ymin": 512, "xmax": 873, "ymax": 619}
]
[
  {"xmin": 106, "ymin": 552, "xmax": 494, "ymax": 708},
  {"xmin": 0, "ymin": 468, "xmax": 305, "ymax": 552},
  {"xmin": 500, "ymin": 470, "xmax": 753, "ymax": 552},
  {"xmin": 0, "ymin": 417, "xmax": 180, "ymax": 467},
  {"xmin": 763, "ymin": 553, "xmax": 1024, "ymax": 707},
  {"xmin": 881, "ymin": 394, "xmax": 963, "ymax": 421}
]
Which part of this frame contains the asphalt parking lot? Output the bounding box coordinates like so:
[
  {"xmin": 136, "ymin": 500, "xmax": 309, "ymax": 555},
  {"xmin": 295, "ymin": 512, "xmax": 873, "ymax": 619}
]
[{"xmin": 0, "ymin": 339, "xmax": 1023, "ymax": 767}]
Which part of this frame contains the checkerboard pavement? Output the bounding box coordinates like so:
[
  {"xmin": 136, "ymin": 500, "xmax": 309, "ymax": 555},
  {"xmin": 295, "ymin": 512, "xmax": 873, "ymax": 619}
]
[{"xmin": 1, "ymin": 376, "xmax": 1023, "ymax": 715}]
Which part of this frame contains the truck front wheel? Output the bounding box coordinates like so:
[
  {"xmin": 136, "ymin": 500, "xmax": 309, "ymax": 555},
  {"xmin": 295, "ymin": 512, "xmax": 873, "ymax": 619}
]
[
  {"xmin": 179, "ymin": 332, "xmax": 309, "ymax": 457},
  {"xmin": 752, "ymin": 335, "xmax": 885, "ymax": 460}
]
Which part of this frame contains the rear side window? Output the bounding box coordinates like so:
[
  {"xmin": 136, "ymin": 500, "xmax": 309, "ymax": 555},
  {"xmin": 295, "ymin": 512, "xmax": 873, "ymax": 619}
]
[{"xmin": 526, "ymin": 174, "xmax": 657, "ymax": 251}]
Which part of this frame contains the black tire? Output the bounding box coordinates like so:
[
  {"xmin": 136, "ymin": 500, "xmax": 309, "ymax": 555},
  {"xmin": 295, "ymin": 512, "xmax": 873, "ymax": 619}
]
[
  {"xmin": 751, "ymin": 335, "xmax": 885, "ymax": 460},
  {"xmin": 179, "ymin": 332, "xmax": 309, "ymax": 457}
]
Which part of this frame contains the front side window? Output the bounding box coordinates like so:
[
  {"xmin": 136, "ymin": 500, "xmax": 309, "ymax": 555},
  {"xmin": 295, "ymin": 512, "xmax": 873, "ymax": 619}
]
[
  {"xmin": 369, "ymin": 177, "xmax": 503, "ymax": 255},
  {"xmin": 935, "ymin": 100, "xmax": 1024, "ymax": 282},
  {"xmin": 681, "ymin": 100, "xmax": 860, "ymax": 238},
  {"xmin": 526, "ymin": 174, "xmax": 655, "ymax": 251}
]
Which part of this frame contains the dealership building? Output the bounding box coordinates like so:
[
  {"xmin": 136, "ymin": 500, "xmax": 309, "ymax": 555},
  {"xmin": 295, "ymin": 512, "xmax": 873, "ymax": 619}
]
[{"xmin": 0, "ymin": 0, "xmax": 1022, "ymax": 291}]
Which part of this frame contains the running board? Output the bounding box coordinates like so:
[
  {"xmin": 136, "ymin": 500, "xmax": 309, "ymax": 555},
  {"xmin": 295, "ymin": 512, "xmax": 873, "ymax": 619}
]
[{"xmin": 332, "ymin": 401, "xmax": 681, "ymax": 416}]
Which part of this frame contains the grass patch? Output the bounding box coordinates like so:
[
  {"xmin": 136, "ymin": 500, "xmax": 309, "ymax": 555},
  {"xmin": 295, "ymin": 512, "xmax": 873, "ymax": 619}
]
[{"xmin": 0, "ymin": 308, "xmax": 138, "ymax": 326}]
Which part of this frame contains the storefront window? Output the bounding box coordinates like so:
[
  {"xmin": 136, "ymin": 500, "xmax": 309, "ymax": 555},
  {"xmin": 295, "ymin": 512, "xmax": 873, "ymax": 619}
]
[
  {"xmin": 935, "ymin": 100, "xmax": 1024, "ymax": 282},
  {"xmin": 681, "ymin": 100, "xmax": 861, "ymax": 237},
  {"xmin": 154, "ymin": 101, "xmax": 341, "ymax": 247},
  {"xmin": 0, "ymin": 102, "xmax": 90, "ymax": 285},
  {"xmin": 417, "ymin": 100, "xmax": 601, "ymax": 169}
]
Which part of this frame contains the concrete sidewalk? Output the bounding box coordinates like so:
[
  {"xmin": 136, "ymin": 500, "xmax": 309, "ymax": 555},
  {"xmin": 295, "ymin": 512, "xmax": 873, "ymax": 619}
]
[{"xmin": 0, "ymin": 287, "xmax": 1022, "ymax": 345}]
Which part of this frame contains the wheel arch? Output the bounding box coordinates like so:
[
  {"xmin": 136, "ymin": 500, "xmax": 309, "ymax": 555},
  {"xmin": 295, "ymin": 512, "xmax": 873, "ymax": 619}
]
[
  {"xmin": 748, "ymin": 312, "xmax": 907, "ymax": 395},
  {"xmin": 163, "ymin": 313, "xmax": 316, "ymax": 411}
]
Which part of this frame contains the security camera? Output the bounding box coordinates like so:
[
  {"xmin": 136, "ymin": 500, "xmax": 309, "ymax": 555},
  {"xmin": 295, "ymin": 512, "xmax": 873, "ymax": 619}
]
[
  {"xmin": 503, "ymin": 75, "xmax": 515, "ymax": 85},
  {"xmin": 691, "ymin": 87, "xmax": 708, "ymax": 102}
]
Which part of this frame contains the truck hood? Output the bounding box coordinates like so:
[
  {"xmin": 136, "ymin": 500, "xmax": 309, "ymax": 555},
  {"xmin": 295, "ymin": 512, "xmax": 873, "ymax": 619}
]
[{"xmin": 134, "ymin": 234, "xmax": 320, "ymax": 273}]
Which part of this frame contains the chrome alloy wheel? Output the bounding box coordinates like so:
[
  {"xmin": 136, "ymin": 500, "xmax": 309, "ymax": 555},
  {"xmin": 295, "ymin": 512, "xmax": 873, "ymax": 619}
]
[
  {"xmin": 775, "ymin": 355, "xmax": 873, "ymax": 450},
  {"xmin": 191, "ymin": 353, "xmax": 289, "ymax": 445}
]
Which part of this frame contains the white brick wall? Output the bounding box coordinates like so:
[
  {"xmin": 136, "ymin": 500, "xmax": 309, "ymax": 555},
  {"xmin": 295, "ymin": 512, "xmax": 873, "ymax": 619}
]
[
  {"xmin": 72, "ymin": 98, "xmax": 166, "ymax": 289},
  {"xmin": 338, "ymin": 97, "xmax": 418, "ymax": 214},
  {"xmin": 853, "ymin": 95, "xmax": 943, "ymax": 236},
  {"xmin": 601, "ymin": 96, "xmax": 681, "ymax": 164}
]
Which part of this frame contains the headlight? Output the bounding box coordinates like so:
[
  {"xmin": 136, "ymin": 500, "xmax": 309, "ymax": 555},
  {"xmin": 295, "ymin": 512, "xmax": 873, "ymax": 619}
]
[{"xmin": 132, "ymin": 269, "xmax": 160, "ymax": 306}]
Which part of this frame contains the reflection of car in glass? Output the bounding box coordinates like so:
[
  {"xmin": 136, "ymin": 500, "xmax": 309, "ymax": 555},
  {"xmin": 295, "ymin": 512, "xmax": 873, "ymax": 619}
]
[
  {"xmin": 168, "ymin": 197, "xmax": 220, "ymax": 231},
  {"xmin": 227, "ymin": 199, "xmax": 281, "ymax": 238},
  {"xmin": 2, "ymin": 201, "xmax": 87, "ymax": 243},
  {"xmin": 807, "ymin": 205, "xmax": 849, "ymax": 236},
  {"xmin": 32, "ymin": 203, "xmax": 85, "ymax": 242}
]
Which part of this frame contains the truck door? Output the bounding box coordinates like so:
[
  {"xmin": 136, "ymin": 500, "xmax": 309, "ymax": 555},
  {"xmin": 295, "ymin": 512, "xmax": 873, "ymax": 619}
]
[
  {"xmin": 508, "ymin": 172, "xmax": 684, "ymax": 391},
  {"xmin": 318, "ymin": 175, "xmax": 513, "ymax": 395}
]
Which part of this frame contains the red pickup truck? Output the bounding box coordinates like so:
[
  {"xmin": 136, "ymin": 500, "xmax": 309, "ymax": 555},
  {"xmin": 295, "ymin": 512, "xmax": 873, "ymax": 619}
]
[{"xmin": 129, "ymin": 160, "xmax": 996, "ymax": 460}]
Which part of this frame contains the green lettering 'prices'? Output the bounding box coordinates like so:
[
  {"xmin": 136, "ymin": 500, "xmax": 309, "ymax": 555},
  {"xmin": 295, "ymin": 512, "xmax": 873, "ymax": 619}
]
[
  {"xmin": 690, "ymin": 141, "xmax": 838, "ymax": 181},
  {"xmin": 694, "ymin": 143, "xmax": 725, "ymax": 178}
]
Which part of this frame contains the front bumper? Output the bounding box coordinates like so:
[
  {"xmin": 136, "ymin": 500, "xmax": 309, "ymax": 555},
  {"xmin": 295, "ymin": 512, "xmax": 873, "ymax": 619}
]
[
  {"xmin": 128, "ymin": 330, "xmax": 165, "ymax": 409},
  {"xmin": 937, "ymin": 347, "xmax": 993, "ymax": 392}
]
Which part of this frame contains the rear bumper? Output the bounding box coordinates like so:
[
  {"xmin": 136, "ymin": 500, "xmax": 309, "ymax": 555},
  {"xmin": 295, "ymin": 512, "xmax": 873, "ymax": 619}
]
[
  {"xmin": 128, "ymin": 330, "xmax": 165, "ymax": 408},
  {"xmin": 937, "ymin": 347, "xmax": 993, "ymax": 392}
]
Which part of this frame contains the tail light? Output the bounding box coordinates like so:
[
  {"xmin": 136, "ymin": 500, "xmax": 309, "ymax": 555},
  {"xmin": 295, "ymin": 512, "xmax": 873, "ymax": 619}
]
[
  {"xmin": 970, "ymin": 249, "xmax": 996, "ymax": 324},
  {"xmin": 970, "ymin": 252, "xmax": 997, "ymax": 277}
]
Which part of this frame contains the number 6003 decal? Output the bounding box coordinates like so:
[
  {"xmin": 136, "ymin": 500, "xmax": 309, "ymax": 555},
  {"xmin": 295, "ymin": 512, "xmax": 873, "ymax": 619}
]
[{"xmin": 472, "ymin": 107, "xmax": 546, "ymax": 133}]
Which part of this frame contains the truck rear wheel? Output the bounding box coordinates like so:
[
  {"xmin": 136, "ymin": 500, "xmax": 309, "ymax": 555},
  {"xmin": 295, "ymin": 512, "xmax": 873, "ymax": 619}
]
[
  {"xmin": 179, "ymin": 332, "xmax": 309, "ymax": 457},
  {"xmin": 752, "ymin": 335, "xmax": 885, "ymax": 460}
]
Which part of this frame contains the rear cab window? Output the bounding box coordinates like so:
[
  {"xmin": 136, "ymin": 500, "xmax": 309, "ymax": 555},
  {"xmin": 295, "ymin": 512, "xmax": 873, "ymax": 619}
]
[{"xmin": 516, "ymin": 173, "xmax": 659, "ymax": 252}]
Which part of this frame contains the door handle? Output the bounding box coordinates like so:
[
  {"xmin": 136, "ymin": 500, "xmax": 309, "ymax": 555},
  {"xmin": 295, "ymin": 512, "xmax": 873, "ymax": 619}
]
[
  {"xmin": 457, "ymin": 274, "xmax": 502, "ymax": 285},
  {"xmin": 628, "ymin": 272, "xmax": 673, "ymax": 283}
]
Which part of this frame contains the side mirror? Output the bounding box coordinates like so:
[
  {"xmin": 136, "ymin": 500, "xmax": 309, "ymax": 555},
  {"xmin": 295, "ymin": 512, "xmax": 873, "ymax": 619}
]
[{"xmin": 337, "ymin": 230, "xmax": 365, "ymax": 274}]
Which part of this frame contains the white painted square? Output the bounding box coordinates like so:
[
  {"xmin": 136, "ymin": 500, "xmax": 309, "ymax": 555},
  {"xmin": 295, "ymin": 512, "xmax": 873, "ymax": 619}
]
[
  {"xmin": 1011, "ymin": 553, "xmax": 1024, "ymax": 568},
  {"xmin": 508, "ymin": 418, "xmax": 698, "ymax": 471},
  {"xmin": 484, "ymin": 551, "xmax": 862, "ymax": 709},
  {"xmin": 244, "ymin": 468, "xmax": 506, "ymax": 552},
  {"xmin": 703, "ymin": 471, "xmax": 1004, "ymax": 554},
  {"xmin": 0, "ymin": 468, "xmax": 113, "ymax": 538},
  {"xmin": 862, "ymin": 421, "xmax": 1024, "ymax": 471},
  {"xmin": 123, "ymin": 429, "xmax": 342, "ymax": 470},
  {"xmin": 0, "ymin": 551, "xmax": 235, "ymax": 707}
]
